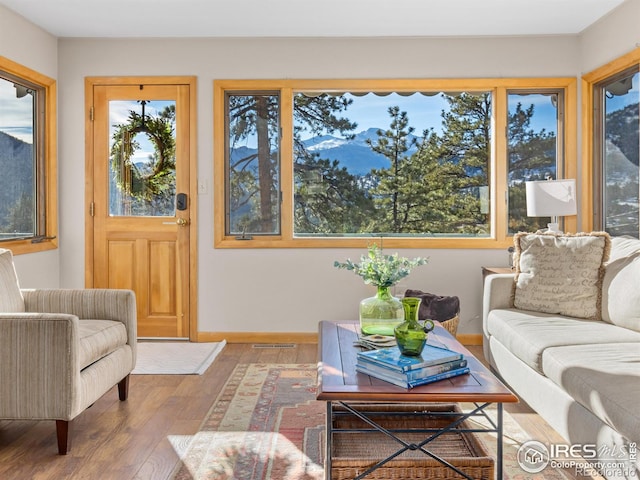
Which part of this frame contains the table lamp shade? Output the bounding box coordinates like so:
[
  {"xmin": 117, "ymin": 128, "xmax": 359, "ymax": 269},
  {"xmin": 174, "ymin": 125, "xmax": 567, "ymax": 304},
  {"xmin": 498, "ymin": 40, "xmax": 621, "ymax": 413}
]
[{"xmin": 525, "ymin": 179, "xmax": 577, "ymax": 217}]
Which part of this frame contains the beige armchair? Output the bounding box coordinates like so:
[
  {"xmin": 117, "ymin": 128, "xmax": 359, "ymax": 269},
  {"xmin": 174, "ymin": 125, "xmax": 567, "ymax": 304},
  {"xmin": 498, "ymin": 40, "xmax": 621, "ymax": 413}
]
[{"xmin": 0, "ymin": 248, "xmax": 137, "ymax": 454}]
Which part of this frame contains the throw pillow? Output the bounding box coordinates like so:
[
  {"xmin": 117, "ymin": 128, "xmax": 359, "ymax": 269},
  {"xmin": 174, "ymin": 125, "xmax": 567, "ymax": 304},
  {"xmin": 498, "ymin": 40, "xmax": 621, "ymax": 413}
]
[
  {"xmin": 404, "ymin": 289, "xmax": 460, "ymax": 321},
  {"xmin": 602, "ymin": 236, "xmax": 640, "ymax": 331},
  {"xmin": 512, "ymin": 232, "xmax": 610, "ymax": 320},
  {"xmin": 0, "ymin": 248, "xmax": 25, "ymax": 312}
]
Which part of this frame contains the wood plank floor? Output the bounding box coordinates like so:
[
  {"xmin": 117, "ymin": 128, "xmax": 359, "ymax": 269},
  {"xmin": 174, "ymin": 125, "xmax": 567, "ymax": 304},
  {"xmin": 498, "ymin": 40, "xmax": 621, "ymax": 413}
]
[{"xmin": 0, "ymin": 343, "xmax": 601, "ymax": 479}]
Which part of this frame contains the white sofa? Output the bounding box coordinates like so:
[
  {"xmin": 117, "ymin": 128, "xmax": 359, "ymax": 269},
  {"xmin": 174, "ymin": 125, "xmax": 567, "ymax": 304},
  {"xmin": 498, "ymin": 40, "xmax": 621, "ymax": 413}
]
[{"xmin": 483, "ymin": 235, "xmax": 640, "ymax": 480}]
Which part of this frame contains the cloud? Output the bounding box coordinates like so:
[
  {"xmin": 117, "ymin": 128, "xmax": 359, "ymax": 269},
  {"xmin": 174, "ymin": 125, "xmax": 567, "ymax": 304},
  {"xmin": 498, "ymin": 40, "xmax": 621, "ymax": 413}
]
[{"xmin": 0, "ymin": 78, "xmax": 34, "ymax": 143}]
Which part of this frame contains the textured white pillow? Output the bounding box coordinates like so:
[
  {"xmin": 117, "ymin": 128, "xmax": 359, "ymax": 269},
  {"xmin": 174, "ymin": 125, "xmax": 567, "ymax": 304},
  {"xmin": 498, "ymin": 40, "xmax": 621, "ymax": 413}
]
[
  {"xmin": 602, "ymin": 236, "xmax": 640, "ymax": 331},
  {"xmin": 513, "ymin": 232, "xmax": 610, "ymax": 320},
  {"xmin": 0, "ymin": 248, "xmax": 25, "ymax": 312}
]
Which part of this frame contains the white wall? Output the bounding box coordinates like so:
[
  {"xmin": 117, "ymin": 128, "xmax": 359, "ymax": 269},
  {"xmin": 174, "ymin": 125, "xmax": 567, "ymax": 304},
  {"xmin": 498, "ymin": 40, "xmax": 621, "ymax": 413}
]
[
  {"xmin": 0, "ymin": 5, "xmax": 59, "ymax": 288},
  {"xmin": 57, "ymin": 36, "xmax": 581, "ymax": 336},
  {"xmin": 579, "ymin": 0, "xmax": 640, "ymax": 74},
  {"xmin": 3, "ymin": 0, "xmax": 635, "ymax": 335}
]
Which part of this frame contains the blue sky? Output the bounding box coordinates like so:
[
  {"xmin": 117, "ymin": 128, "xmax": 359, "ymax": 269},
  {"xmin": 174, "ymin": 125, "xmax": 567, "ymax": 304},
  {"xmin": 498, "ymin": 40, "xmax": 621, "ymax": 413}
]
[
  {"xmin": 2, "ymin": 77, "xmax": 637, "ymax": 150},
  {"xmin": 299, "ymin": 91, "xmax": 561, "ymax": 141},
  {"xmin": 340, "ymin": 92, "xmax": 450, "ymax": 136},
  {"xmin": 0, "ymin": 78, "xmax": 34, "ymax": 143}
]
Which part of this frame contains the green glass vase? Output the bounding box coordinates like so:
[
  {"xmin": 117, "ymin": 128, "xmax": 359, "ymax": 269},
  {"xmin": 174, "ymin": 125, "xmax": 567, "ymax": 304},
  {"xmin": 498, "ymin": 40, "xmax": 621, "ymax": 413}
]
[
  {"xmin": 394, "ymin": 297, "xmax": 435, "ymax": 356},
  {"xmin": 359, "ymin": 286, "xmax": 404, "ymax": 336}
]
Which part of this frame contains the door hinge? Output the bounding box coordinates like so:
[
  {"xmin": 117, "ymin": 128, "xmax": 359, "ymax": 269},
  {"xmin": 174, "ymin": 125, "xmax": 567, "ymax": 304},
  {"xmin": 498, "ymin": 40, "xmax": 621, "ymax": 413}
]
[
  {"xmin": 89, "ymin": 202, "xmax": 95, "ymax": 217},
  {"xmin": 89, "ymin": 106, "xmax": 94, "ymax": 121}
]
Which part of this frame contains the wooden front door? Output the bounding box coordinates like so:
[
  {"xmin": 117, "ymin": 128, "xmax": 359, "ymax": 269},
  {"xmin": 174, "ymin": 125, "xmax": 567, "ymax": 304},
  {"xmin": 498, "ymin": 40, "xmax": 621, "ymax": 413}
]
[{"xmin": 86, "ymin": 78, "xmax": 196, "ymax": 338}]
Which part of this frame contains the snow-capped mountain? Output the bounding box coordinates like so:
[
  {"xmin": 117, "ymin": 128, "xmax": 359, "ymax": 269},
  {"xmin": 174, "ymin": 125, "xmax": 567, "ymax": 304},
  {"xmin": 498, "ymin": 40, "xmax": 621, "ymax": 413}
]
[
  {"xmin": 301, "ymin": 128, "xmax": 420, "ymax": 175},
  {"xmin": 229, "ymin": 128, "xmax": 423, "ymax": 175}
]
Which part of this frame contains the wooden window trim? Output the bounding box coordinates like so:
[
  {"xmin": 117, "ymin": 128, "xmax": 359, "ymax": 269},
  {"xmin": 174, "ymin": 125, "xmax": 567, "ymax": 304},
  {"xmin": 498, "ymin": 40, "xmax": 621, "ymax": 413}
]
[
  {"xmin": 214, "ymin": 77, "xmax": 576, "ymax": 249},
  {"xmin": 0, "ymin": 56, "xmax": 57, "ymax": 255}
]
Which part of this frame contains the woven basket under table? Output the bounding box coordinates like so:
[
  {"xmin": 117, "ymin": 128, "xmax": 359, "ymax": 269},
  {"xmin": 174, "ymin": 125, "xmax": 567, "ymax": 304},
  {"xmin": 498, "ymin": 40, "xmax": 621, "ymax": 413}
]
[
  {"xmin": 438, "ymin": 315, "xmax": 460, "ymax": 337},
  {"xmin": 329, "ymin": 403, "xmax": 494, "ymax": 480}
]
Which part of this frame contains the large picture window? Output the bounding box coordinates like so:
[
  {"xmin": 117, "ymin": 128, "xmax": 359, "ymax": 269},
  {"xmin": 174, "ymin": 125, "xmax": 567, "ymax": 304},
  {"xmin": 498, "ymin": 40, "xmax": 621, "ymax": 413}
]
[
  {"xmin": 292, "ymin": 91, "xmax": 491, "ymax": 238},
  {"xmin": 215, "ymin": 79, "xmax": 576, "ymax": 248},
  {"xmin": 0, "ymin": 56, "xmax": 57, "ymax": 254}
]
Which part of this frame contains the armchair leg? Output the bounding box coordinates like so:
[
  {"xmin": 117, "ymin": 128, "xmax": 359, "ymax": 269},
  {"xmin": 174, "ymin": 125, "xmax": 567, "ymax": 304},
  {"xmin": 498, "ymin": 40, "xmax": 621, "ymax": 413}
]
[
  {"xmin": 118, "ymin": 374, "xmax": 130, "ymax": 401},
  {"xmin": 56, "ymin": 420, "xmax": 71, "ymax": 455}
]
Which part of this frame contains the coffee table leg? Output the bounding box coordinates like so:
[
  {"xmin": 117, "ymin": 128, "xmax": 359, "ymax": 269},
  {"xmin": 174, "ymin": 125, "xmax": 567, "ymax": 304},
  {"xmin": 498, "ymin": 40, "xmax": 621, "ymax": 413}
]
[{"xmin": 325, "ymin": 401, "xmax": 332, "ymax": 480}]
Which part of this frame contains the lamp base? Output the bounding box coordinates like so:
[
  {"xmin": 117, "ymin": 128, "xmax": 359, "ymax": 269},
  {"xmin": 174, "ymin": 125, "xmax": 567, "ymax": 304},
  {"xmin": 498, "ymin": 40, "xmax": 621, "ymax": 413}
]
[{"xmin": 545, "ymin": 222, "xmax": 562, "ymax": 234}]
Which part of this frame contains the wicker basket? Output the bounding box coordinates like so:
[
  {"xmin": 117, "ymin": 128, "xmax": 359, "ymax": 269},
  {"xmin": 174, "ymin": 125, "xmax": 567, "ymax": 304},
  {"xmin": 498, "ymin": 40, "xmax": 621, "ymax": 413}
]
[
  {"xmin": 438, "ymin": 315, "xmax": 460, "ymax": 337},
  {"xmin": 329, "ymin": 403, "xmax": 494, "ymax": 480}
]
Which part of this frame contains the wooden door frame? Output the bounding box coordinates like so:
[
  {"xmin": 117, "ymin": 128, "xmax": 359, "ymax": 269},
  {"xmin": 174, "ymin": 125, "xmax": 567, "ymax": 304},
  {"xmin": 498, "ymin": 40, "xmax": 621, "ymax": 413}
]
[{"xmin": 84, "ymin": 76, "xmax": 198, "ymax": 341}]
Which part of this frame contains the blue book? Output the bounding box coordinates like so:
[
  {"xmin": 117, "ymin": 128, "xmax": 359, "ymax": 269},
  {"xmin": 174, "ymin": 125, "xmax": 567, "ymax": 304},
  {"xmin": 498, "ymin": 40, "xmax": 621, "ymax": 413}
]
[
  {"xmin": 357, "ymin": 357, "xmax": 468, "ymax": 381},
  {"xmin": 356, "ymin": 364, "xmax": 471, "ymax": 389},
  {"xmin": 357, "ymin": 344, "xmax": 463, "ymax": 373}
]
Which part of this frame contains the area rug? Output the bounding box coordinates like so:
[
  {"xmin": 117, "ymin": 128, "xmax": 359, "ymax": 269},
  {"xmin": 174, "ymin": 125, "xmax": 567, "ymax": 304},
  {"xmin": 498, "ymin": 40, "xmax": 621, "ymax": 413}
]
[
  {"xmin": 132, "ymin": 340, "xmax": 226, "ymax": 375},
  {"xmin": 168, "ymin": 363, "xmax": 592, "ymax": 479}
]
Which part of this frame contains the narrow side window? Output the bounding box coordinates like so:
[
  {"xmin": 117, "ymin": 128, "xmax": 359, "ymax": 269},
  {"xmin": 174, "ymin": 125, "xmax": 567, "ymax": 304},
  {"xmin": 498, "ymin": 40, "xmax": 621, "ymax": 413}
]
[
  {"xmin": 507, "ymin": 90, "xmax": 564, "ymax": 234},
  {"xmin": 225, "ymin": 92, "xmax": 281, "ymax": 237}
]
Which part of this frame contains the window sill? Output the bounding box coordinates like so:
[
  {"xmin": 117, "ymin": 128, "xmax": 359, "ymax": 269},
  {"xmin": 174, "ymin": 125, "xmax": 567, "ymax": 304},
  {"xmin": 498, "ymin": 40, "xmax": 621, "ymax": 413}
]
[{"xmin": 1, "ymin": 238, "xmax": 58, "ymax": 255}]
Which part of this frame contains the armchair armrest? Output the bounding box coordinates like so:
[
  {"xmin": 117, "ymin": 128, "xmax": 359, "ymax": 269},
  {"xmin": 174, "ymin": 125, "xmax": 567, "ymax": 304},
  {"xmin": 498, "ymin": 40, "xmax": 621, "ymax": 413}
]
[
  {"xmin": 0, "ymin": 313, "xmax": 79, "ymax": 419},
  {"xmin": 22, "ymin": 289, "xmax": 137, "ymax": 350},
  {"xmin": 22, "ymin": 289, "xmax": 136, "ymax": 320}
]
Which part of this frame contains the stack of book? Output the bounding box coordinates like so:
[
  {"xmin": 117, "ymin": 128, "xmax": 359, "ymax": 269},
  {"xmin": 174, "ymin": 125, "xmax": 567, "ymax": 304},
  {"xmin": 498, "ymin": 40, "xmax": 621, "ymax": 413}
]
[{"xmin": 355, "ymin": 343, "xmax": 469, "ymax": 389}]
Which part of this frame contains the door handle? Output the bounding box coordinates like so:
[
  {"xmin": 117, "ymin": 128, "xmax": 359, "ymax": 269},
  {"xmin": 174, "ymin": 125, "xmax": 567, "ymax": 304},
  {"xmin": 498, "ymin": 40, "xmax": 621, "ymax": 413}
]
[{"xmin": 163, "ymin": 218, "xmax": 190, "ymax": 226}]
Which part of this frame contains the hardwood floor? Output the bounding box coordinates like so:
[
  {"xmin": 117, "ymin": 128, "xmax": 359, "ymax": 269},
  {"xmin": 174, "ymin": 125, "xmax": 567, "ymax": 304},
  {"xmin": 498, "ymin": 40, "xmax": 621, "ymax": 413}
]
[{"xmin": 0, "ymin": 343, "xmax": 601, "ymax": 479}]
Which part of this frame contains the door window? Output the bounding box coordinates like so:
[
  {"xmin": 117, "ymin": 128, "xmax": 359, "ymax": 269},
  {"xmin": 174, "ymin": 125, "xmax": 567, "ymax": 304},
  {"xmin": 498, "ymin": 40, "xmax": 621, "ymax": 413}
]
[{"xmin": 109, "ymin": 99, "xmax": 177, "ymax": 217}]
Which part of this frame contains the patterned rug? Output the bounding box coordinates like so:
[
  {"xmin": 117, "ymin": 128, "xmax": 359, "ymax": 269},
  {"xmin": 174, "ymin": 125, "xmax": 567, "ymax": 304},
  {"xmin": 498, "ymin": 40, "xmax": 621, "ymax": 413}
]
[{"xmin": 168, "ymin": 363, "xmax": 594, "ymax": 479}]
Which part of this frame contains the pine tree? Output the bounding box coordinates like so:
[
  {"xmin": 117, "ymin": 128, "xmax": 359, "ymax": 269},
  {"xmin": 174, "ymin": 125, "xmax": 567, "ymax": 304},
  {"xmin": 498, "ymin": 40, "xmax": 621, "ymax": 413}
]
[
  {"xmin": 292, "ymin": 94, "xmax": 374, "ymax": 234},
  {"xmin": 420, "ymin": 93, "xmax": 491, "ymax": 234},
  {"xmin": 366, "ymin": 107, "xmax": 418, "ymax": 233},
  {"xmin": 227, "ymin": 94, "xmax": 280, "ymax": 233},
  {"xmin": 375, "ymin": 93, "xmax": 492, "ymax": 235}
]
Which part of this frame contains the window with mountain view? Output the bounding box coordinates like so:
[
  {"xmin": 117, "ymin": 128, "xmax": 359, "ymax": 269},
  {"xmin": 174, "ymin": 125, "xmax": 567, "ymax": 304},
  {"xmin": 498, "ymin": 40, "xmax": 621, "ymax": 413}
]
[
  {"xmin": 507, "ymin": 90, "xmax": 563, "ymax": 234},
  {"xmin": 0, "ymin": 75, "xmax": 38, "ymax": 241},
  {"xmin": 225, "ymin": 93, "xmax": 281, "ymax": 236},
  {"xmin": 0, "ymin": 62, "xmax": 57, "ymax": 256},
  {"xmin": 292, "ymin": 91, "xmax": 491, "ymax": 237},
  {"xmin": 596, "ymin": 69, "xmax": 639, "ymax": 237},
  {"xmin": 0, "ymin": 58, "xmax": 56, "ymax": 254},
  {"xmin": 216, "ymin": 79, "xmax": 575, "ymax": 248}
]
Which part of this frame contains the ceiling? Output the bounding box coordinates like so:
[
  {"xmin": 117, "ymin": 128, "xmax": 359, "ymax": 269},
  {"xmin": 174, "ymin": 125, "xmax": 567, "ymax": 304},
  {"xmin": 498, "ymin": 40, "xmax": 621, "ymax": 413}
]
[{"xmin": 0, "ymin": 0, "xmax": 627, "ymax": 38}]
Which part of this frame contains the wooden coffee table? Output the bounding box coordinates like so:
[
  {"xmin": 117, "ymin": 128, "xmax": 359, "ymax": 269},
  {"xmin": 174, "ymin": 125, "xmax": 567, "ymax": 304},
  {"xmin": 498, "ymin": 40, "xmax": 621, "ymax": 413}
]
[{"xmin": 317, "ymin": 320, "xmax": 518, "ymax": 480}]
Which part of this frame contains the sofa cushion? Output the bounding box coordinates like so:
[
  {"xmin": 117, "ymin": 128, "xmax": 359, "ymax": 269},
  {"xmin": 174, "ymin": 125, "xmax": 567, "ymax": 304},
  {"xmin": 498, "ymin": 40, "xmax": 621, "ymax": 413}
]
[
  {"xmin": 486, "ymin": 308, "xmax": 640, "ymax": 373},
  {"xmin": 542, "ymin": 343, "xmax": 640, "ymax": 443},
  {"xmin": 602, "ymin": 236, "xmax": 640, "ymax": 331},
  {"xmin": 513, "ymin": 232, "xmax": 610, "ymax": 320},
  {"xmin": 0, "ymin": 249, "xmax": 24, "ymax": 313},
  {"xmin": 78, "ymin": 320, "xmax": 128, "ymax": 370}
]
